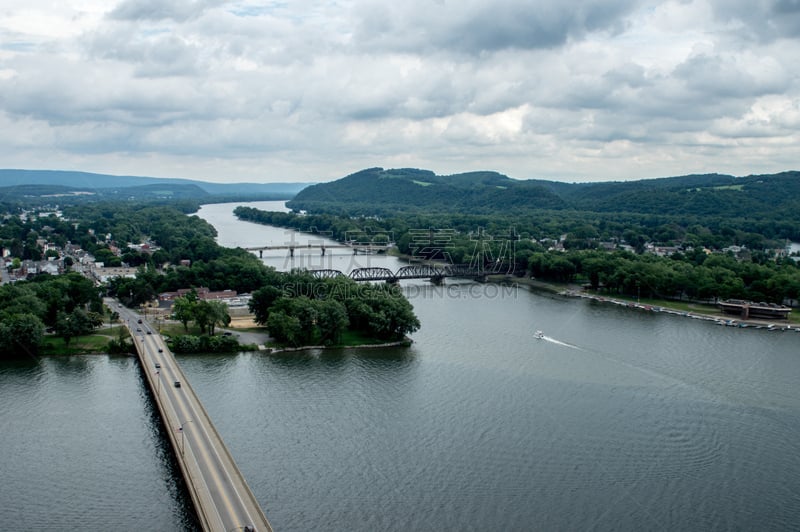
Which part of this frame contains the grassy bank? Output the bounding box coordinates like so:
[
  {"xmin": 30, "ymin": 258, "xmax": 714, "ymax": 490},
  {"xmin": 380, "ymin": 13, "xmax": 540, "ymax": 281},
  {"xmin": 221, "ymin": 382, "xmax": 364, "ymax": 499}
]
[{"xmin": 41, "ymin": 325, "xmax": 128, "ymax": 356}]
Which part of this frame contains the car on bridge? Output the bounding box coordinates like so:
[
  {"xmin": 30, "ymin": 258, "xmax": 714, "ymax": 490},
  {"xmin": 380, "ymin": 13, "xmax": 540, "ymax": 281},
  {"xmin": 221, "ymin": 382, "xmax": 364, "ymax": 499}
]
[{"xmin": 174, "ymin": 380, "xmax": 181, "ymax": 388}]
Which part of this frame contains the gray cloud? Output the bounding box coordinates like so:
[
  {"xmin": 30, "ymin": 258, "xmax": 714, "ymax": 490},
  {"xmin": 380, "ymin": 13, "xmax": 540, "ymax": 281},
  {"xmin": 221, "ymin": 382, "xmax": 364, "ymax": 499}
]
[
  {"xmin": 710, "ymin": 0, "xmax": 800, "ymax": 41},
  {"xmin": 0, "ymin": 0, "xmax": 798, "ymax": 183},
  {"xmin": 109, "ymin": 0, "xmax": 225, "ymax": 22},
  {"xmin": 353, "ymin": 0, "xmax": 638, "ymax": 54}
]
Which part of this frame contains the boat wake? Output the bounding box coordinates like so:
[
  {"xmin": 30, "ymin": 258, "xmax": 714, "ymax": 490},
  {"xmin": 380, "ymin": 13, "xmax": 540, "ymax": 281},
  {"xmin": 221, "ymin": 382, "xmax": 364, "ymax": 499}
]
[{"xmin": 539, "ymin": 335, "xmax": 583, "ymax": 350}]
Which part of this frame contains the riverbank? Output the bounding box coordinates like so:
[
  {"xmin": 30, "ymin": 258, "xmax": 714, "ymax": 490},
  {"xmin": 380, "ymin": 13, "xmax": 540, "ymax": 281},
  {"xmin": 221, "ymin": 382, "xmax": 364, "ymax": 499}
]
[
  {"xmin": 265, "ymin": 337, "xmax": 412, "ymax": 354},
  {"xmin": 492, "ymin": 274, "xmax": 800, "ymax": 331}
]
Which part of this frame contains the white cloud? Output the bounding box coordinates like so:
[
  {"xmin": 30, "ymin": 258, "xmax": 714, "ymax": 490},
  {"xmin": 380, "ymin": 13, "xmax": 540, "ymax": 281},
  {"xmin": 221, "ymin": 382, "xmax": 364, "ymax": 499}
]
[{"xmin": 0, "ymin": 0, "xmax": 798, "ymax": 183}]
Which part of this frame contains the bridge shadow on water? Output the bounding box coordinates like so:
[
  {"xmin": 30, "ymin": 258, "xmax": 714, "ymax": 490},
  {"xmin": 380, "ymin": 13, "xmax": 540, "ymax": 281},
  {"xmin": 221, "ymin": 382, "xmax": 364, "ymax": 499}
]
[{"xmin": 134, "ymin": 360, "xmax": 202, "ymax": 532}]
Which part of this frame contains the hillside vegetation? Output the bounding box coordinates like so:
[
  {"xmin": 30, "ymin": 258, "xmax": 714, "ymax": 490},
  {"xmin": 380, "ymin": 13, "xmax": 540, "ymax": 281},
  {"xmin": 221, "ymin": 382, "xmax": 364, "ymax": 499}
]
[
  {"xmin": 0, "ymin": 169, "xmax": 311, "ymax": 208},
  {"xmin": 288, "ymin": 168, "xmax": 800, "ymax": 239}
]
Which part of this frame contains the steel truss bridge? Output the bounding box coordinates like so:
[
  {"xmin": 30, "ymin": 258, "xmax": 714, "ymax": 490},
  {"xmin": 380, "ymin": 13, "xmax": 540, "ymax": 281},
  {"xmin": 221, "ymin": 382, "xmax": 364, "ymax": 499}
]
[{"xmin": 310, "ymin": 263, "xmax": 510, "ymax": 283}]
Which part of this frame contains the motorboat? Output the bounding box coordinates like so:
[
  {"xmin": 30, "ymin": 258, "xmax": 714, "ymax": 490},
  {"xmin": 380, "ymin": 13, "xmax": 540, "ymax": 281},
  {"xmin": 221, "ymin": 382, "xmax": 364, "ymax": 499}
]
[{"xmin": 534, "ymin": 330, "xmax": 544, "ymax": 339}]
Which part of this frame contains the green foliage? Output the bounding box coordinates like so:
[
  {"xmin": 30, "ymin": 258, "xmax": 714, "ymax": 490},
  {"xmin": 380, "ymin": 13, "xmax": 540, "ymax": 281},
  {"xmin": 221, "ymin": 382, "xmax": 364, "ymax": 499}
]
[
  {"xmin": 249, "ymin": 272, "xmax": 419, "ymax": 346},
  {"xmin": 288, "ymin": 168, "xmax": 567, "ymax": 214},
  {"xmin": 172, "ymin": 291, "xmax": 198, "ymax": 332},
  {"xmin": 0, "ymin": 272, "xmax": 104, "ymax": 355},
  {"xmin": 169, "ymin": 334, "xmax": 241, "ymax": 353},
  {"xmin": 529, "ymin": 249, "xmax": 800, "ymax": 304},
  {"xmin": 106, "ymin": 326, "xmax": 134, "ymax": 354},
  {"xmin": 195, "ymin": 300, "xmax": 230, "ymax": 336},
  {"xmin": 0, "ymin": 313, "xmax": 45, "ymax": 358},
  {"xmin": 55, "ymin": 309, "xmax": 96, "ymax": 348},
  {"xmin": 170, "ymin": 291, "xmax": 230, "ymax": 335},
  {"xmin": 248, "ymin": 285, "xmax": 283, "ymax": 325},
  {"xmin": 275, "ymin": 168, "xmax": 800, "ymax": 245}
]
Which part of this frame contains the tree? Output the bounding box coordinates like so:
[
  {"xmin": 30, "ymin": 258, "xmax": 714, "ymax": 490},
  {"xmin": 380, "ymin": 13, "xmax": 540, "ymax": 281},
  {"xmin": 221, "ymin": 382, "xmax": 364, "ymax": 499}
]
[
  {"xmin": 172, "ymin": 291, "xmax": 198, "ymax": 332},
  {"xmin": 0, "ymin": 313, "xmax": 45, "ymax": 358},
  {"xmin": 362, "ymin": 287, "xmax": 420, "ymax": 340},
  {"xmin": 266, "ymin": 310, "xmax": 303, "ymax": 346},
  {"xmin": 314, "ymin": 299, "xmax": 349, "ymax": 345},
  {"xmin": 203, "ymin": 300, "xmax": 230, "ymax": 336},
  {"xmin": 193, "ymin": 300, "xmax": 213, "ymax": 334},
  {"xmin": 55, "ymin": 309, "xmax": 94, "ymax": 348},
  {"xmin": 249, "ymin": 285, "xmax": 283, "ymax": 325}
]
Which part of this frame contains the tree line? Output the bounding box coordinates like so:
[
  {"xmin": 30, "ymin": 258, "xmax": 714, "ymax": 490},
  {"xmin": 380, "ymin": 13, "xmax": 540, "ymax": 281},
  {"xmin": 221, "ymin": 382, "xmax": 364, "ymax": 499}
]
[
  {"xmin": 235, "ymin": 206, "xmax": 800, "ymax": 307},
  {"xmin": 528, "ymin": 249, "xmax": 800, "ymax": 304}
]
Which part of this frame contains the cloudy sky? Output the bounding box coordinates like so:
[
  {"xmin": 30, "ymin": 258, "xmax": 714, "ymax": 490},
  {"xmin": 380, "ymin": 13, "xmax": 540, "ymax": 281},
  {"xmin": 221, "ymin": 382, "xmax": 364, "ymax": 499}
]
[{"xmin": 0, "ymin": 0, "xmax": 798, "ymax": 184}]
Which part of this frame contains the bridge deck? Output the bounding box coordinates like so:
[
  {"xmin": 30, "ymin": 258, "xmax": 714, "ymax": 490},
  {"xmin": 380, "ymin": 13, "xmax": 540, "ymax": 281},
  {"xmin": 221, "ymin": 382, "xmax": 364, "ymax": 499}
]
[
  {"xmin": 244, "ymin": 243, "xmax": 391, "ymax": 252},
  {"xmin": 115, "ymin": 300, "xmax": 272, "ymax": 532}
]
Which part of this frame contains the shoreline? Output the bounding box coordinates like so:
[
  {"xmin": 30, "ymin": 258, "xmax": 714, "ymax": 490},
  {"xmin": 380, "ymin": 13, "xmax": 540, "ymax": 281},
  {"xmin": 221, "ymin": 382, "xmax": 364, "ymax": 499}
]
[
  {"xmin": 264, "ymin": 337, "xmax": 412, "ymax": 354},
  {"xmin": 389, "ymin": 249, "xmax": 798, "ymax": 332},
  {"xmin": 494, "ymin": 275, "xmax": 800, "ymax": 332}
]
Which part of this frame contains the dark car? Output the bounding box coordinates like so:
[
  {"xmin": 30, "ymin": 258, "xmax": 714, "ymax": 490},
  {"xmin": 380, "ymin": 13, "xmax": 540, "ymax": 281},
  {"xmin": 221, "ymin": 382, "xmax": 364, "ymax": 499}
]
[
  {"xmin": 174, "ymin": 381, "xmax": 181, "ymax": 388},
  {"xmin": 158, "ymin": 348, "xmax": 163, "ymax": 353},
  {"xmin": 154, "ymin": 363, "xmax": 161, "ymax": 369},
  {"xmin": 137, "ymin": 319, "xmax": 142, "ymax": 324},
  {"xmin": 146, "ymin": 331, "xmax": 152, "ymax": 335}
]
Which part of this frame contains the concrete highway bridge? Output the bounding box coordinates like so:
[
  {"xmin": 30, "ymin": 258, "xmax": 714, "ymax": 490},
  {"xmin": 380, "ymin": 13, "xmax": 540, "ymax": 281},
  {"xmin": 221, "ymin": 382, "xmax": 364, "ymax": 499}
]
[
  {"xmin": 113, "ymin": 299, "xmax": 272, "ymax": 532},
  {"xmin": 245, "ymin": 242, "xmax": 391, "ymax": 257}
]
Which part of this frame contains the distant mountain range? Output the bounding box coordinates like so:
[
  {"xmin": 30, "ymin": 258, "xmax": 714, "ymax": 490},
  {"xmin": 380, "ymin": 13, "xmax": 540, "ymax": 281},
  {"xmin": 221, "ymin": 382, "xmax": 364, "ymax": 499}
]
[
  {"xmin": 0, "ymin": 169, "xmax": 312, "ymax": 203},
  {"xmin": 287, "ymin": 167, "xmax": 800, "ymax": 220},
  {"xmin": 3, "ymin": 167, "xmax": 799, "ymax": 226}
]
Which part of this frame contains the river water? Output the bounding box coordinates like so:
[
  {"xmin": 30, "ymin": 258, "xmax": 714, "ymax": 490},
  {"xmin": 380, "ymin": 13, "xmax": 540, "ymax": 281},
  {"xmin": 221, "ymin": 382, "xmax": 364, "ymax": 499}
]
[{"xmin": 2, "ymin": 201, "xmax": 800, "ymax": 531}]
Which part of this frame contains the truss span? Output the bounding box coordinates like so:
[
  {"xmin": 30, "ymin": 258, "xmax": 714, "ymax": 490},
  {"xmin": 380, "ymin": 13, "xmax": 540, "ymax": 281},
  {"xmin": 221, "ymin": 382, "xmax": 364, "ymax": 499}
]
[
  {"xmin": 307, "ymin": 264, "xmax": 488, "ymax": 282},
  {"xmin": 310, "ymin": 269, "xmax": 346, "ymax": 279},
  {"xmin": 444, "ymin": 264, "xmax": 484, "ymax": 277},
  {"xmin": 395, "ymin": 265, "xmax": 445, "ymax": 279},
  {"xmin": 349, "ymin": 267, "xmax": 397, "ymax": 282}
]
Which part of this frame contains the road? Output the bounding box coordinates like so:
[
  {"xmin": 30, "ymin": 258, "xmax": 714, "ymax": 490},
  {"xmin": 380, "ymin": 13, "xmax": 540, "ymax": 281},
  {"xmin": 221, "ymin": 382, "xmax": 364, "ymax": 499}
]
[{"xmin": 112, "ymin": 300, "xmax": 272, "ymax": 532}]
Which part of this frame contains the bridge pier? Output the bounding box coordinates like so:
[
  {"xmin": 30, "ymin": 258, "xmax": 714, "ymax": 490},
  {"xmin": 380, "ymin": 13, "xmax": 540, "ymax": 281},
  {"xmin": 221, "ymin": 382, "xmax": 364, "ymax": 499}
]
[
  {"xmin": 289, "ymin": 246, "xmax": 294, "ymax": 258},
  {"xmin": 259, "ymin": 250, "xmax": 263, "ymax": 258},
  {"xmin": 321, "ymin": 246, "xmax": 325, "ymax": 256}
]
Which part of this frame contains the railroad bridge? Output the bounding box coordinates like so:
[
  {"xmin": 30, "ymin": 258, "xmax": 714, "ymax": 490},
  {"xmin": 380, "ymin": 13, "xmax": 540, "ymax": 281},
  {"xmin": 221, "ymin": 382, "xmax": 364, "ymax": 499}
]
[{"xmin": 310, "ymin": 263, "xmax": 500, "ymax": 283}]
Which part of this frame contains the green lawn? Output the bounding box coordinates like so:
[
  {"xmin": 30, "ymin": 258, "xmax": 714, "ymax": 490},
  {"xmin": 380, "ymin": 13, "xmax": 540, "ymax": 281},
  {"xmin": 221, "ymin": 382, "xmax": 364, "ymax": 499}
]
[
  {"xmin": 43, "ymin": 333, "xmax": 115, "ymax": 355},
  {"xmin": 337, "ymin": 329, "xmax": 402, "ymax": 346}
]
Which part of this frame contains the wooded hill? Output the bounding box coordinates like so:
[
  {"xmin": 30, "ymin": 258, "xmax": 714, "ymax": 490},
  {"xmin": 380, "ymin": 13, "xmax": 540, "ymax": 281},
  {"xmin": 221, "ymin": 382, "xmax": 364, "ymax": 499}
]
[
  {"xmin": 0, "ymin": 169, "xmax": 311, "ymax": 207},
  {"xmin": 287, "ymin": 167, "xmax": 800, "ymax": 222}
]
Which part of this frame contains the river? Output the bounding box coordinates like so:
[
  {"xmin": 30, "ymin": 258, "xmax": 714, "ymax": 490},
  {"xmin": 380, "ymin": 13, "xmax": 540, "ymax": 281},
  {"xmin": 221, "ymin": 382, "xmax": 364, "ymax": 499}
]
[{"xmin": 2, "ymin": 201, "xmax": 799, "ymax": 531}]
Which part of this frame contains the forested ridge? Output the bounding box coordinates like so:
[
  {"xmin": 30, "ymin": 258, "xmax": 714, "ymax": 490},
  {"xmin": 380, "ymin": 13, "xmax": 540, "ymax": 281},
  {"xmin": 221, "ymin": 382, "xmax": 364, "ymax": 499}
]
[{"xmin": 288, "ymin": 168, "xmax": 800, "ymax": 240}]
